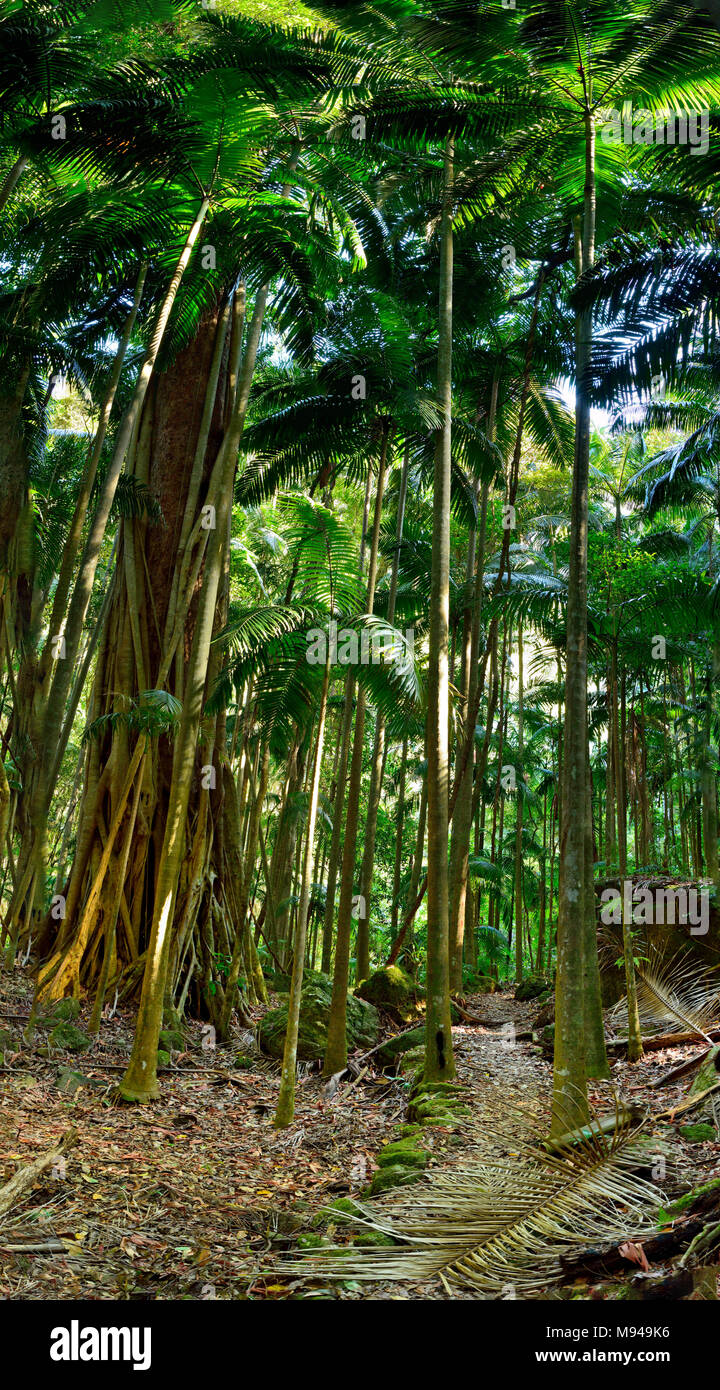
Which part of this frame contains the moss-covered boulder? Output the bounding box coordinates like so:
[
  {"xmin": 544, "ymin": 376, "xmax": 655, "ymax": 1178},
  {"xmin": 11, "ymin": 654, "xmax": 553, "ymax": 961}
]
[
  {"xmin": 689, "ymin": 1045, "xmax": 720, "ymax": 1096},
  {"xmin": 679, "ymin": 1123, "xmax": 715, "ymax": 1143},
  {"xmin": 355, "ymin": 966, "xmax": 420, "ymax": 1023},
  {"xmin": 258, "ymin": 974, "xmax": 379, "ymax": 1060},
  {"xmin": 312, "ymin": 1196, "xmax": 364, "ymax": 1229},
  {"xmin": 535, "ymin": 1022, "xmax": 555, "ymax": 1056},
  {"xmin": 514, "ymin": 974, "xmax": 551, "ymax": 1002},
  {"xmin": 376, "ymin": 1138, "xmax": 428, "ymax": 1170},
  {"xmin": 471, "ymin": 975, "xmax": 498, "ymax": 994},
  {"xmin": 351, "ymin": 1230, "xmax": 397, "ymax": 1247},
  {"xmin": 156, "ymin": 1049, "xmax": 171, "ymax": 1067},
  {"xmin": 49, "ymin": 1022, "xmax": 90, "ymax": 1052},
  {"xmin": 368, "ymin": 1163, "xmax": 423, "ymax": 1196},
  {"xmin": 375, "ymin": 1026, "xmax": 425, "ymax": 1068},
  {"xmin": 159, "ymin": 1027, "xmax": 185, "ymax": 1052},
  {"xmin": 48, "ymin": 998, "xmax": 81, "ymax": 1023}
]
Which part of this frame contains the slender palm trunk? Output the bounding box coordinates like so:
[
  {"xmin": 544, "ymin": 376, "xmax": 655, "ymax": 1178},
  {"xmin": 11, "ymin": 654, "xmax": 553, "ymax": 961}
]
[
  {"xmin": 513, "ymin": 621, "xmax": 524, "ymax": 982},
  {"xmin": 552, "ymin": 111, "xmax": 602, "ymax": 1132},
  {"xmin": 323, "ymin": 432, "xmax": 389, "ymax": 1075},
  {"xmin": 355, "ymin": 447, "xmax": 409, "ymax": 980},
  {"xmin": 275, "ymin": 658, "xmax": 331, "ymax": 1125},
  {"xmin": 425, "ymin": 137, "xmax": 456, "ymax": 1083}
]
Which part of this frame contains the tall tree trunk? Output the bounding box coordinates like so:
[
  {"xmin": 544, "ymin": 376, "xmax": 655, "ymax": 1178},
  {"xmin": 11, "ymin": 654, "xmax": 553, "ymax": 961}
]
[
  {"xmin": 323, "ymin": 431, "xmax": 389, "ymax": 1075},
  {"xmin": 425, "ymin": 136, "xmax": 456, "ymax": 1083},
  {"xmin": 552, "ymin": 111, "xmax": 603, "ymax": 1133},
  {"xmin": 275, "ymin": 658, "xmax": 331, "ymax": 1126},
  {"xmin": 513, "ymin": 620, "xmax": 524, "ymax": 982},
  {"xmin": 355, "ymin": 447, "xmax": 409, "ymax": 980},
  {"xmin": 119, "ymin": 285, "xmax": 268, "ymax": 1101}
]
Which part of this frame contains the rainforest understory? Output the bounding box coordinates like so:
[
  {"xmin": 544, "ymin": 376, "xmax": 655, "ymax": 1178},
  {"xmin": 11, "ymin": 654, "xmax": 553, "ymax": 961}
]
[{"xmin": 2, "ymin": 0, "xmax": 720, "ymax": 1310}]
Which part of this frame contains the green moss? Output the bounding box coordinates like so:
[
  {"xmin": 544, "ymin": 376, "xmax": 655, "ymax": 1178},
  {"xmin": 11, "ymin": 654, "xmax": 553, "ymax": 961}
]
[
  {"xmin": 48, "ymin": 999, "xmax": 81, "ymax": 1022},
  {"xmin": 259, "ymin": 975, "xmax": 379, "ymax": 1060},
  {"xmin": 679, "ymin": 1123, "xmax": 715, "ymax": 1142},
  {"xmin": 311, "ymin": 1196, "xmax": 363, "ymax": 1228},
  {"xmin": 689, "ymin": 1046, "xmax": 720, "ymax": 1096},
  {"xmin": 375, "ymin": 1026, "xmax": 425, "ymax": 1067},
  {"xmin": 396, "ymin": 1046, "xmax": 425, "ymax": 1077},
  {"xmin": 407, "ymin": 1079, "xmax": 470, "ymax": 1127},
  {"xmin": 159, "ymin": 1028, "xmax": 185, "ymax": 1051},
  {"xmin": 377, "ymin": 1139, "xmax": 428, "ymax": 1170},
  {"xmin": 49, "ymin": 1022, "xmax": 89, "ymax": 1052},
  {"xmin": 355, "ymin": 966, "xmax": 420, "ymax": 1022},
  {"xmin": 156, "ymin": 1049, "xmax": 171, "ymax": 1066},
  {"xmin": 233, "ymin": 1053, "xmax": 255, "ymax": 1070},
  {"xmin": 514, "ymin": 974, "xmax": 551, "ymax": 1002},
  {"xmin": 664, "ymin": 1175, "xmax": 720, "ymax": 1222},
  {"xmin": 351, "ymin": 1230, "xmax": 397, "ymax": 1247},
  {"xmin": 296, "ymin": 1233, "xmax": 328, "ymax": 1249},
  {"xmin": 368, "ymin": 1163, "xmax": 423, "ymax": 1196}
]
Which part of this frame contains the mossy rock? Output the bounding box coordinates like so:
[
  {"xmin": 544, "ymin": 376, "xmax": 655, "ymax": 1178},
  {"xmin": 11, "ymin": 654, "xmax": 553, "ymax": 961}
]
[
  {"xmin": 377, "ymin": 1139, "xmax": 428, "ymax": 1170},
  {"xmin": 233, "ymin": 1053, "xmax": 256, "ymax": 1070},
  {"xmin": 259, "ymin": 975, "xmax": 379, "ymax": 1061},
  {"xmin": 351, "ymin": 1230, "xmax": 397, "ymax": 1247},
  {"xmin": 679, "ymin": 1123, "xmax": 716, "ymax": 1143},
  {"xmin": 264, "ymin": 969, "xmax": 292, "ymax": 993},
  {"xmin": 471, "ymin": 975, "xmax": 497, "ymax": 994},
  {"xmin": 514, "ymin": 974, "xmax": 551, "ymax": 1002},
  {"xmin": 159, "ymin": 1028, "xmax": 185, "ymax": 1052},
  {"xmin": 156, "ymin": 1049, "xmax": 171, "ymax": 1067},
  {"xmin": 375, "ymin": 1026, "xmax": 425, "ymax": 1068},
  {"xmin": 48, "ymin": 998, "xmax": 81, "ymax": 1023},
  {"xmin": 368, "ymin": 1163, "xmax": 423, "ymax": 1196},
  {"xmin": 56, "ymin": 1068, "xmax": 102, "ymax": 1095},
  {"xmin": 0, "ymin": 1027, "xmax": 16, "ymax": 1052},
  {"xmin": 355, "ymin": 966, "xmax": 420, "ymax": 1023},
  {"xmin": 396, "ymin": 1046, "xmax": 425, "ymax": 1077},
  {"xmin": 311, "ymin": 1196, "xmax": 364, "ymax": 1229},
  {"xmin": 49, "ymin": 1022, "xmax": 89, "ymax": 1052},
  {"xmin": 689, "ymin": 1045, "xmax": 720, "ymax": 1096}
]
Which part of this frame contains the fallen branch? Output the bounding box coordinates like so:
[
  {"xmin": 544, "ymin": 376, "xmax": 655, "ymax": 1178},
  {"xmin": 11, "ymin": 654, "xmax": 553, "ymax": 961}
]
[
  {"xmin": 0, "ymin": 1128, "xmax": 78, "ymax": 1220},
  {"xmin": 543, "ymin": 1105, "xmax": 646, "ymax": 1154},
  {"xmin": 1, "ymin": 1240, "xmax": 69, "ymax": 1254},
  {"xmin": 607, "ymin": 1027, "xmax": 720, "ymax": 1055},
  {"xmin": 649, "ymin": 1048, "xmax": 711, "ymax": 1090},
  {"xmin": 658, "ymin": 1079, "xmax": 720, "ymax": 1121}
]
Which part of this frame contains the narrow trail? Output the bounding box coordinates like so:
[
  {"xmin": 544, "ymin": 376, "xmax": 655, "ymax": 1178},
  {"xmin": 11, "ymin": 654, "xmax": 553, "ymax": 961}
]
[{"xmin": 0, "ymin": 973, "xmax": 718, "ymax": 1300}]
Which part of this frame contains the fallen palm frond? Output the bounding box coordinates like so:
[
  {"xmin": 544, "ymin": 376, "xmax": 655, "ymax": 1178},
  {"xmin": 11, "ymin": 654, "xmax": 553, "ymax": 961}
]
[
  {"xmin": 609, "ymin": 951, "xmax": 720, "ymax": 1044},
  {"xmin": 282, "ymin": 1098, "xmax": 665, "ymax": 1296}
]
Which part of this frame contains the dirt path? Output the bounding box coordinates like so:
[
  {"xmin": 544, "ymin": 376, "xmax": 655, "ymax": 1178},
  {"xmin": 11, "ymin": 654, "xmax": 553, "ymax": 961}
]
[{"xmin": 1, "ymin": 973, "xmax": 718, "ymax": 1300}]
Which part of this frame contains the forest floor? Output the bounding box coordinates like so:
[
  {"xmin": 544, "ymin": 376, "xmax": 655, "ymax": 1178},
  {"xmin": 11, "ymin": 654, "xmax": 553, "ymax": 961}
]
[{"xmin": 1, "ymin": 969, "xmax": 718, "ymax": 1301}]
